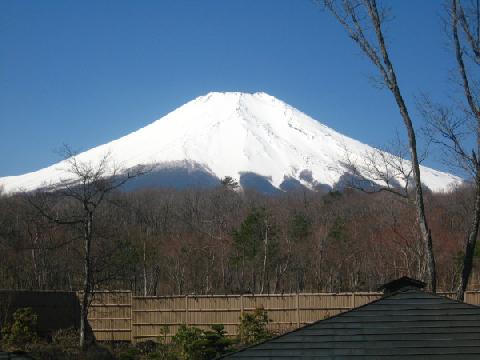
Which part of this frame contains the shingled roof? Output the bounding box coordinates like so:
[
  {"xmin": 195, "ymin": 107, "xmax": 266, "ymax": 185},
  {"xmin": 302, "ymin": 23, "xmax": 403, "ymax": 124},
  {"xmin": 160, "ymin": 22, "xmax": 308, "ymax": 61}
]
[{"xmin": 222, "ymin": 282, "xmax": 480, "ymax": 359}]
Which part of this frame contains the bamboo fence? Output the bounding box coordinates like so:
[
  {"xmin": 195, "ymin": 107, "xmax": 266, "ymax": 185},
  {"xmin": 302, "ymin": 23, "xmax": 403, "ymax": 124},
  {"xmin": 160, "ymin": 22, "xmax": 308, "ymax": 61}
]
[{"xmin": 88, "ymin": 291, "xmax": 480, "ymax": 343}]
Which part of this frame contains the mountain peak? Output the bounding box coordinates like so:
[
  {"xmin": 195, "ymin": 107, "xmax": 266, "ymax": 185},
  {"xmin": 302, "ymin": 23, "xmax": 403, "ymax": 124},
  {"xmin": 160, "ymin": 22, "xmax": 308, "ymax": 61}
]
[
  {"xmin": 192, "ymin": 92, "xmax": 285, "ymax": 111},
  {"xmin": 0, "ymin": 92, "xmax": 462, "ymax": 194},
  {"xmin": 199, "ymin": 91, "xmax": 271, "ymax": 99}
]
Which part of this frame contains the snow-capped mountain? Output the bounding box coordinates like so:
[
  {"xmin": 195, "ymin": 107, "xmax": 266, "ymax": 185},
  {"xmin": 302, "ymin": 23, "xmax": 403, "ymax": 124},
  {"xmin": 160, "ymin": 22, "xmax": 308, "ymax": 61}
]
[{"xmin": 0, "ymin": 92, "xmax": 462, "ymax": 194}]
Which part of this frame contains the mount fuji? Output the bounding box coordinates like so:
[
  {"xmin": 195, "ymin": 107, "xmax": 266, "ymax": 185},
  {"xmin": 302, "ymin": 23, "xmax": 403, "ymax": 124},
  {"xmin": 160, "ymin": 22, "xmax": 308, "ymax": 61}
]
[{"xmin": 0, "ymin": 92, "xmax": 462, "ymax": 194}]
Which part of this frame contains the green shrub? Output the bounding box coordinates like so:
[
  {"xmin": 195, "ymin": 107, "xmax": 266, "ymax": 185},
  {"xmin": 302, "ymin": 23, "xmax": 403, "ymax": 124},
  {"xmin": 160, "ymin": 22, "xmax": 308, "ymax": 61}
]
[
  {"xmin": 172, "ymin": 324, "xmax": 234, "ymax": 360},
  {"xmin": 172, "ymin": 325, "xmax": 204, "ymax": 360},
  {"xmin": 28, "ymin": 340, "xmax": 114, "ymax": 360},
  {"xmin": 200, "ymin": 324, "xmax": 234, "ymax": 358},
  {"xmin": 144, "ymin": 344, "xmax": 178, "ymax": 360},
  {"xmin": 136, "ymin": 340, "xmax": 158, "ymax": 354},
  {"xmin": 52, "ymin": 327, "xmax": 78, "ymax": 349},
  {"xmin": 1, "ymin": 307, "xmax": 39, "ymax": 350},
  {"xmin": 83, "ymin": 343, "xmax": 116, "ymax": 360},
  {"xmin": 237, "ymin": 308, "xmax": 272, "ymax": 346},
  {"xmin": 157, "ymin": 325, "xmax": 169, "ymax": 344},
  {"xmin": 27, "ymin": 343, "xmax": 74, "ymax": 360},
  {"xmin": 117, "ymin": 346, "xmax": 141, "ymax": 360}
]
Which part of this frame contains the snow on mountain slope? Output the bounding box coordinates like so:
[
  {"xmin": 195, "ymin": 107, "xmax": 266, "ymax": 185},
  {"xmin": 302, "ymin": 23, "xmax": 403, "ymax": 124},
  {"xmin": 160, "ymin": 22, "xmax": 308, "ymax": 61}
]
[{"xmin": 0, "ymin": 92, "xmax": 462, "ymax": 194}]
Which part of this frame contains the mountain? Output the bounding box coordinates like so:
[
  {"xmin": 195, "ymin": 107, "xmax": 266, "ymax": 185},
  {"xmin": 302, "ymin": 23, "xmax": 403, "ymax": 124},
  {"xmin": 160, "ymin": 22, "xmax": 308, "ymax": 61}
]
[{"xmin": 0, "ymin": 92, "xmax": 462, "ymax": 194}]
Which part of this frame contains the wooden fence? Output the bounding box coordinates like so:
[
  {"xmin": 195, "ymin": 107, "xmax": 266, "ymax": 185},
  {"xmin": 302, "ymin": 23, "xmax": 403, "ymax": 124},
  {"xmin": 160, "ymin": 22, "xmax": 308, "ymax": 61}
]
[{"xmin": 88, "ymin": 291, "xmax": 480, "ymax": 343}]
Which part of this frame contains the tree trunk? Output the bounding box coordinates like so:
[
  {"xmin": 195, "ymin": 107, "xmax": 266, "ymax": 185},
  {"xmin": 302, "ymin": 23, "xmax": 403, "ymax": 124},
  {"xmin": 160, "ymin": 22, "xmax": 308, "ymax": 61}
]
[
  {"xmin": 324, "ymin": 0, "xmax": 438, "ymax": 292},
  {"xmin": 31, "ymin": 230, "xmax": 40, "ymax": 288},
  {"xmin": 457, "ymin": 175, "xmax": 480, "ymax": 300},
  {"xmin": 388, "ymin": 63, "xmax": 438, "ymax": 292},
  {"xmin": 143, "ymin": 239, "xmax": 147, "ymax": 297},
  {"xmin": 260, "ymin": 220, "xmax": 269, "ymax": 294},
  {"xmin": 80, "ymin": 211, "xmax": 93, "ymax": 350},
  {"xmin": 369, "ymin": 0, "xmax": 437, "ymax": 292},
  {"xmin": 452, "ymin": 0, "xmax": 480, "ymax": 300}
]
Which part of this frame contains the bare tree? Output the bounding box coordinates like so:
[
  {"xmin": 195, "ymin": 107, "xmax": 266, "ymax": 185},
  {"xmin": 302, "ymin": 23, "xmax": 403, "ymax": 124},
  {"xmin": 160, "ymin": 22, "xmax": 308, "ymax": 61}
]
[
  {"xmin": 420, "ymin": 0, "xmax": 480, "ymax": 300},
  {"xmin": 260, "ymin": 218, "xmax": 270, "ymax": 294},
  {"xmin": 451, "ymin": 0, "xmax": 480, "ymax": 300},
  {"xmin": 319, "ymin": 0, "xmax": 437, "ymax": 291},
  {"xmin": 28, "ymin": 147, "xmax": 147, "ymax": 348},
  {"xmin": 340, "ymin": 133, "xmax": 427, "ymax": 199}
]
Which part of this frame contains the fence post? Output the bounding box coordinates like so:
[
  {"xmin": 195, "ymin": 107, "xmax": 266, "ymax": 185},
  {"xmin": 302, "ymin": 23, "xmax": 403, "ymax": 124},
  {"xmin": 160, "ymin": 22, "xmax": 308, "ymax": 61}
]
[
  {"xmin": 185, "ymin": 295, "xmax": 189, "ymax": 326},
  {"xmin": 351, "ymin": 292, "xmax": 356, "ymax": 309},
  {"xmin": 296, "ymin": 293, "xmax": 300, "ymax": 327}
]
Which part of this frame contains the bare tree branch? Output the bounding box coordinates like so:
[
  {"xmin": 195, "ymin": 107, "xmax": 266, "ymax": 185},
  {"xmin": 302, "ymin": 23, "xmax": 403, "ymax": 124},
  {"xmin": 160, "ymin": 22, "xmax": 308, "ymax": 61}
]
[{"xmin": 319, "ymin": 0, "xmax": 437, "ymax": 291}]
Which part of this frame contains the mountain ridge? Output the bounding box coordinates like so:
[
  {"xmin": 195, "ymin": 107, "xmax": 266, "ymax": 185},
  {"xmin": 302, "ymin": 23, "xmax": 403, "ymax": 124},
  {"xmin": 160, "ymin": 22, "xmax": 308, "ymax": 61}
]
[{"xmin": 0, "ymin": 92, "xmax": 462, "ymax": 194}]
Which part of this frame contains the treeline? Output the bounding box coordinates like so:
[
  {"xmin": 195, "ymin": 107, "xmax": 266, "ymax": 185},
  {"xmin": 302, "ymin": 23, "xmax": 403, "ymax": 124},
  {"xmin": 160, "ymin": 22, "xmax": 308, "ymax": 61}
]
[{"xmin": 0, "ymin": 183, "xmax": 476, "ymax": 295}]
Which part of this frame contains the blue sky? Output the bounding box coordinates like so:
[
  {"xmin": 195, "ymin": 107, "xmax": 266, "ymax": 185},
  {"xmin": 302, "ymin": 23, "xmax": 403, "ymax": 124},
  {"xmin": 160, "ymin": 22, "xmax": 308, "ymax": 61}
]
[{"xmin": 0, "ymin": 0, "xmax": 461, "ymax": 176}]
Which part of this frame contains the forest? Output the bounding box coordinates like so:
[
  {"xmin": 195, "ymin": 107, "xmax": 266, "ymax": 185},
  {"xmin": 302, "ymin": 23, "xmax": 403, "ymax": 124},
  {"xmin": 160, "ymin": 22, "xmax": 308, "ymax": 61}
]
[{"xmin": 0, "ymin": 180, "xmax": 476, "ymax": 296}]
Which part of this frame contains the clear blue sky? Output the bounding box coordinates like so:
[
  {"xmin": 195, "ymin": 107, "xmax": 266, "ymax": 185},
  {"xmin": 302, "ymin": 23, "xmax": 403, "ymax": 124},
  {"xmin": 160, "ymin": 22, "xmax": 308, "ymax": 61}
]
[{"xmin": 0, "ymin": 0, "xmax": 460, "ymax": 176}]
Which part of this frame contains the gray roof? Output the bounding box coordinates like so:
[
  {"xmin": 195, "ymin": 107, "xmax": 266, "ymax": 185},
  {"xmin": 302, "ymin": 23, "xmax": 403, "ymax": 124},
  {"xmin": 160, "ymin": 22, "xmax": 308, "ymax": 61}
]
[{"xmin": 222, "ymin": 289, "xmax": 480, "ymax": 359}]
